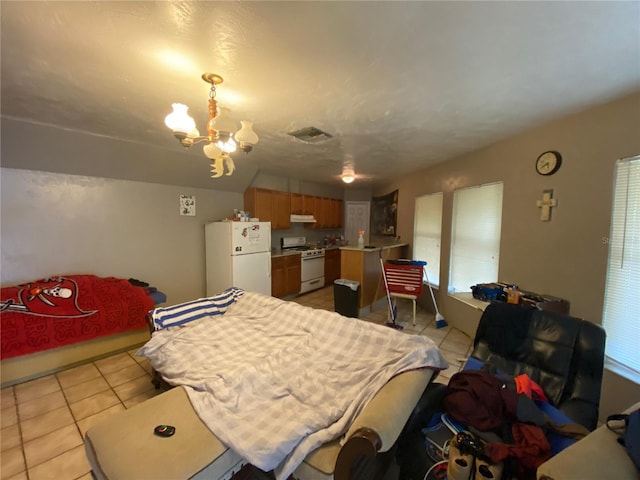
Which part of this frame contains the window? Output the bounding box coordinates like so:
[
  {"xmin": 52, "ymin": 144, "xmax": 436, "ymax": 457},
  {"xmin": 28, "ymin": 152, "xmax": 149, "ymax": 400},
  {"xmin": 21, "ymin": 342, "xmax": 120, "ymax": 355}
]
[
  {"xmin": 602, "ymin": 155, "xmax": 640, "ymax": 382},
  {"xmin": 449, "ymin": 182, "xmax": 504, "ymax": 293},
  {"xmin": 413, "ymin": 192, "xmax": 443, "ymax": 287}
]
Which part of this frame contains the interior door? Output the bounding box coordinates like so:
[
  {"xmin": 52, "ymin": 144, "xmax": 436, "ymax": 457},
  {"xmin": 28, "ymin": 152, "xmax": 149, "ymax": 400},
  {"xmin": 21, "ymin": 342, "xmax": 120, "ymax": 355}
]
[{"xmin": 345, "ymin": 201, "xmax": 371, "ymax": 246}]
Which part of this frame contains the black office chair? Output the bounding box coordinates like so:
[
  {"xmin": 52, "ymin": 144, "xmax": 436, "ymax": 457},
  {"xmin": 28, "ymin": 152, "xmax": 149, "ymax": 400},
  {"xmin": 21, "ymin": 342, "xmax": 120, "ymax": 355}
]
[{"xmin": 469, "ymin": 301, "xmax": 606, "ymax": 431}]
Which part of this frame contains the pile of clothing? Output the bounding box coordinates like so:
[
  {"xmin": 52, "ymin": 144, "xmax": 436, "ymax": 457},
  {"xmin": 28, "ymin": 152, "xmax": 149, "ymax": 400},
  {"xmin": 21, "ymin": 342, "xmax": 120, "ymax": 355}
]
[{"xmin": 444, "ymin": 369, "xmax": 589, "ymax": 480}]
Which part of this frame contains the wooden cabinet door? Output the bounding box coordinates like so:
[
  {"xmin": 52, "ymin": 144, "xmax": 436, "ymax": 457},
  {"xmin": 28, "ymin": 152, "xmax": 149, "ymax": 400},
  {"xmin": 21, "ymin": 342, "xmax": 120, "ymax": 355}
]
[
  {"xmin": 285, "ymin": 255, "xmax": 301, "ymax": 295},
  {"xmin": 290, "ymin": 193, "xmax": 303, "ymax": 215},
  {"xmin": 244, "ymin": 188, "xmax": 273, "ymax": 224},
  {"xmin": 330, "ymin": 199, "xmax": 343, "ymax": 228},
  {"xmin": 315, "ymin": 197, "xmax": 326, "ymax": 229},
  {"xmin": 273, "ymin": 191, "xmax": 291, "ymax": 230},
  {"xmin": 324, "ymin": 248, "xmax": 341, "ymax": 285},
  {"xmin": 271, "ymin": 256, "xmax": 286, "ymax": 298},
  {"xmin": 302, "ymin": 195, "xmax": 315, "ymax": 215}
]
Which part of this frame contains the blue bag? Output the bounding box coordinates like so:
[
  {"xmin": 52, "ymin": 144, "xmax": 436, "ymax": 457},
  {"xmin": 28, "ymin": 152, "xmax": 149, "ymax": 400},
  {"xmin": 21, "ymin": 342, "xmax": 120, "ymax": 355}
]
[{"xmin": 607, "ymin": 407, "xmax": 640, "ymax": 471}]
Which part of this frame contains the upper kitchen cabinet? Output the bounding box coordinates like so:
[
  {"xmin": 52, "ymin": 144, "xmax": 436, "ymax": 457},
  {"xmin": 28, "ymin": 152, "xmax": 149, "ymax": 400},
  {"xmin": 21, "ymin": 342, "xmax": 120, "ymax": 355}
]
[
  {"xmin": 329, "ymin": 198, "xmax": 343, "ymax": 229},
  {"xmin": 272, "ymin": 191, "xmax": 291, "ymax": 230},
  {"xmin": 308, "ymin": 197, "xmax": 343, "ymax": 229},
  {"xmin": 244, "ymin": 188, "xmax": 291, "ymax": 230},
  {"xmin": 291, "ymin": 193, "xmax": 317, "ymax": 216},
  {"xmin": 314, "ymin": 197, "xmax": 326, "ymax": 228},
  {"xmin": 290, "ymin": 193, "xmax": 303, "ymax": 215},
  {"xmin": 247, "ymin": 188, "xmax": 342, "ymax": 230}
]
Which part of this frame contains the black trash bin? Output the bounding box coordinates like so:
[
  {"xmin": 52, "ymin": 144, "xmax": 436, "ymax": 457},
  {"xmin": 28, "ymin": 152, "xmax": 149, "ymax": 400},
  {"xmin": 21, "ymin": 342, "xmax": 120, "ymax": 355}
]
[{"xmin": 333, "ymin": 279, "xmax": 360, "ymax": 318}]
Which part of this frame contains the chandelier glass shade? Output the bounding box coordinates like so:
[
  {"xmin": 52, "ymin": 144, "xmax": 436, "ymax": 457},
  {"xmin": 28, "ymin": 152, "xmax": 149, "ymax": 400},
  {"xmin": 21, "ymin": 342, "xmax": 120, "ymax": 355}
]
[{"xmin": 164, "ymin": 73, "xmax": 258, "ymax": 177}]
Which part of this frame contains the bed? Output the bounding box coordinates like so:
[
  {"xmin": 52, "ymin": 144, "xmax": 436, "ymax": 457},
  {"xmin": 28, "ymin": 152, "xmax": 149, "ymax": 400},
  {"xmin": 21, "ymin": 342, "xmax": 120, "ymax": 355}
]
[
  {"xmin": 132, "ymin": 287, "xmax": 448, "ymax": 479},
  {"xmin": 0, "ymin": 274, "xmax": 164, "ymax": 384}
]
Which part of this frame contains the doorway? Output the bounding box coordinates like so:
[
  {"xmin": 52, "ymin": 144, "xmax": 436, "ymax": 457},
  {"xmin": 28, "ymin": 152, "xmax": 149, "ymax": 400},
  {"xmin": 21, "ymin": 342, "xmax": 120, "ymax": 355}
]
[{"xmin": 345, "ymin": 201, "xmax": 371, "ymax": 246}]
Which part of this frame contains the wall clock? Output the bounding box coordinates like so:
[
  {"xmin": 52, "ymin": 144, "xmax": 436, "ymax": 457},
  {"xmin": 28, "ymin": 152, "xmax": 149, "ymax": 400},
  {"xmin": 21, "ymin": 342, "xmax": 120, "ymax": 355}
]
[{"xmin": 535, "ymin": 151, "xmax": 562, "ymax": 176}]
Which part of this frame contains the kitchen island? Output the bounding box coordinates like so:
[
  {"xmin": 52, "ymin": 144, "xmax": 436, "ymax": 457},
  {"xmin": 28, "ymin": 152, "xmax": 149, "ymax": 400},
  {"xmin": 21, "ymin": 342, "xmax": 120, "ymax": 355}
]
[{"xmin": 339, "ymin": 244, "xmax": 408, "ymax": 314}]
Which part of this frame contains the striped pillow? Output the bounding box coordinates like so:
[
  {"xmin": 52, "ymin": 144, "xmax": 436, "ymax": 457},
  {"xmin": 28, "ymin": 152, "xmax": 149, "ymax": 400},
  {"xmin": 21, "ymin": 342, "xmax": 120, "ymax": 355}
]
[{"xmin": 150, "ymin": 287, "xmax": 244, "ymax": 330}]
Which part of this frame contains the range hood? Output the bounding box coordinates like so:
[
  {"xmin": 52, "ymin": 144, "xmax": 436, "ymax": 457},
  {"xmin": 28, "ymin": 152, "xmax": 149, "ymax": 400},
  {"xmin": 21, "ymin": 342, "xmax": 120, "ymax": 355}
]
[{"xmin": 290, "ymin": 214, "xmax": 317, "ymax": 223}]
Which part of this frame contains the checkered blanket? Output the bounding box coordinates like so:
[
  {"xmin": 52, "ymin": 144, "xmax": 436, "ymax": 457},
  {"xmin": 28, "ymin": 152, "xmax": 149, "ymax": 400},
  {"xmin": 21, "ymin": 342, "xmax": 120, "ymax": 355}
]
[{"xmin": 137, "ymin": 291, "xmax": 447, "ymax": 479}]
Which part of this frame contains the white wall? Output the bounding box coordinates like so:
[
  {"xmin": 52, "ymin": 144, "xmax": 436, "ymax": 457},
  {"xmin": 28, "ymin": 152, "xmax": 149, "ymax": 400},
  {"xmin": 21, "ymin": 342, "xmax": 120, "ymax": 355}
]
[{"xmin": 1, "ymin": 168, "xmax": 243, "ymax": 306}]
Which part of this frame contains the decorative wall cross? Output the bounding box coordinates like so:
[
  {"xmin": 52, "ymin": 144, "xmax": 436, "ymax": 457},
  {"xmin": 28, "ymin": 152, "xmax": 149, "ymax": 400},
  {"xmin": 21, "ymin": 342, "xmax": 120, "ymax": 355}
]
[{"xmin": 536, "ymin": 189, "xmax": 557, "ymax": 221}]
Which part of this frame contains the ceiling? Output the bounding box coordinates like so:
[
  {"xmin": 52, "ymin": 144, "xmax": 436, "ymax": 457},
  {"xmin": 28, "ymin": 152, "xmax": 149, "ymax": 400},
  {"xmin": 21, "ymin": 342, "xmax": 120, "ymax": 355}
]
[{"xmin": 1, "ymin": 1, "xmax": 639, "ymax": 191}]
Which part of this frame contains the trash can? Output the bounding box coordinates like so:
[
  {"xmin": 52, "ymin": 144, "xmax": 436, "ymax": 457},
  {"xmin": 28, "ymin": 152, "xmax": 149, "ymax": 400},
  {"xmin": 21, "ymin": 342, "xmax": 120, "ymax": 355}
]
[{"xmin": 333, "ymin": 279, "xmax": 360, "ymax": 318}]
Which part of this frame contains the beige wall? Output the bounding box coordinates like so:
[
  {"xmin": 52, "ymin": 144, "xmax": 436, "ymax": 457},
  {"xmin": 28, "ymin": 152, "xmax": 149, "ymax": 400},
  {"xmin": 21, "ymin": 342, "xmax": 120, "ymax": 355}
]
[
  {"xmin": 0, "ymin": 168, "xmax": 243, "ymax": 306},
  {"xmin": 377, "ymin": 91, "xmax": 640, "ymax": 421}
]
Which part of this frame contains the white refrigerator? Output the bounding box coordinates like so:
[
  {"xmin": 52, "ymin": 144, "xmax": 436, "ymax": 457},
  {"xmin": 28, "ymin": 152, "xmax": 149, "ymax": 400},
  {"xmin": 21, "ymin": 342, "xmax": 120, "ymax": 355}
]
[{"xmin": 205, "ymin": 221, "xmax": 272, "ymax": 297}]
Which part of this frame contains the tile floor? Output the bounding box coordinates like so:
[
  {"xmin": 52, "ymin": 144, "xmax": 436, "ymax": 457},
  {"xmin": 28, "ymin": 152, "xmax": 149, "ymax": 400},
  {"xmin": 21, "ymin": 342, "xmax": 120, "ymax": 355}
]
[{"xmin": 0, "ymin": 286, "xmax": 472, "ymax": 480}]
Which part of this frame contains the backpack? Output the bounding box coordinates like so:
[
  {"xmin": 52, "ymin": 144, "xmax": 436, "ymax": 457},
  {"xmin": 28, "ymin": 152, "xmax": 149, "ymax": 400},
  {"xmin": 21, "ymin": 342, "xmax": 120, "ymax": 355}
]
[{"xmin": 607, "ymin": 408, "xmax": 640, "ymax": 471}]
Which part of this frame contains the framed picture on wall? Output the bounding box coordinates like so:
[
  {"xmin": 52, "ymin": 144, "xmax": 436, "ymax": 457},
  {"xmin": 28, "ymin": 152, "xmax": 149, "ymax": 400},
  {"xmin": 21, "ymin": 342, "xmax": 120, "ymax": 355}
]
[{"xmin": 371, "ymin": 190, "xmax": 398, "ymax": 236}]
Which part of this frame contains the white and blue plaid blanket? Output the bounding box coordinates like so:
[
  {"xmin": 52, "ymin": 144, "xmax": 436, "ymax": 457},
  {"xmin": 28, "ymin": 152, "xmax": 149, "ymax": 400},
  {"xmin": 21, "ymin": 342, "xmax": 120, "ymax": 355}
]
[{"xmin": 137, "ymin": 291, "xmax": 447, "ymax": 479}]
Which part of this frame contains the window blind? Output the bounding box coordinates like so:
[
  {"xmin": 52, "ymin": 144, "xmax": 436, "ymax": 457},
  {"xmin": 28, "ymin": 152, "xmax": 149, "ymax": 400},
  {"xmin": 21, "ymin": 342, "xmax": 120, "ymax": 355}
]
[
  {"xmin": 602, "ymin": 155, "xmax": 640, "ymax": 381},
  {"xmin": 413, "ymin": 192, "xmax": 443, "ymax": 287},
  {"xmin": 449, "ymin": 182, "xmax": 503, "ymax": 293}
]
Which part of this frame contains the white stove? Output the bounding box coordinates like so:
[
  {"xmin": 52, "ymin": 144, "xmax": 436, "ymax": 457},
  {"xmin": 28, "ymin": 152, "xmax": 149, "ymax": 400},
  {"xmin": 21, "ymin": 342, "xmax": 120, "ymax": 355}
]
[{"xmin": 281, "ymin": 237, "xmax": 325, "ymax": 293}]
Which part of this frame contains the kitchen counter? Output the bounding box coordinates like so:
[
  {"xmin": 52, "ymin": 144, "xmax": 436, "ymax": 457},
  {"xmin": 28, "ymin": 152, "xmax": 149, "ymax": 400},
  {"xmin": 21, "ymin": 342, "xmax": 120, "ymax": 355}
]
[
  {"xmin": 339, "ymin": 243, "xmax": 409, "ymax": 312},
  {"xmin": 339, "ymin": 243, "xmax": 407, "ymax": 252},
  {"xmin": 271, "ymin": 245, "xmax": 343, "ymax": 258}
]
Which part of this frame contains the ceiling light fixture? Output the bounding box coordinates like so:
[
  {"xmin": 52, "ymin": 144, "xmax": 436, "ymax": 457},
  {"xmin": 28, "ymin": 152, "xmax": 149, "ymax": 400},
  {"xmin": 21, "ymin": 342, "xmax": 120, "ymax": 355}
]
[
  {"xmin": 341, "ymin": 170, "xmax": 355, "ymax": 184},
  {"xmin": 164, "ymin": 73, "xmax": 259, "ymax": 178}
]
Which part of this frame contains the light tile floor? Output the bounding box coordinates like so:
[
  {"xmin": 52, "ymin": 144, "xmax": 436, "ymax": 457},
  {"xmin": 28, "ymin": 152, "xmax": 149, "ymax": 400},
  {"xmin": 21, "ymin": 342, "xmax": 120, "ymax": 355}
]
[{"xmin": 0, "ymin": 286, "xmax": 472, "ymax": 480}]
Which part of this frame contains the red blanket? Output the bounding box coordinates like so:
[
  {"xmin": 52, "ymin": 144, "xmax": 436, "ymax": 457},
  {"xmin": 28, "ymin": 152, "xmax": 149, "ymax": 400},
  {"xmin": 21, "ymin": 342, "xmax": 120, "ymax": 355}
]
[{"xmin": 1, "ymin": 275, "xmax": 155, "ymax": 359}]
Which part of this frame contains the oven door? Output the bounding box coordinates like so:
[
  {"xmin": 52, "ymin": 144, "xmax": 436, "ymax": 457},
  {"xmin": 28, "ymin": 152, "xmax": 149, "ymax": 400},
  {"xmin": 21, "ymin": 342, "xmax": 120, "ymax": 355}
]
[{"xmin": 300, "ymin": 256, "xmax": 325, "ymax": 293}]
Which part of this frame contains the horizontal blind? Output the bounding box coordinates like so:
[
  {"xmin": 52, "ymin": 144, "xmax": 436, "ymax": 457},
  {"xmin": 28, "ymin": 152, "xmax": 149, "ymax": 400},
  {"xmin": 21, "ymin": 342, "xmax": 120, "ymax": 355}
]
[
  {"xmin": 413, "ymin": 192, "xmax": 443, "ymax": 287},
  {"xmin": 603, "ymin": 155, "xmax": 640, "ymax": 379},
  {"xmin": 449, "ymin": 182, "xmax": 503, "ymax": 293}
]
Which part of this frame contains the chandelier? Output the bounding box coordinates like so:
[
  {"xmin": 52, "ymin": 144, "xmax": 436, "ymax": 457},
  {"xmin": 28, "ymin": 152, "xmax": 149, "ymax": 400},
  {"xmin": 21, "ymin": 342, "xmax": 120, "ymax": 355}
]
[{"xmin": 164, "ymin": 73, "xmax": 259, "ymax": 178}]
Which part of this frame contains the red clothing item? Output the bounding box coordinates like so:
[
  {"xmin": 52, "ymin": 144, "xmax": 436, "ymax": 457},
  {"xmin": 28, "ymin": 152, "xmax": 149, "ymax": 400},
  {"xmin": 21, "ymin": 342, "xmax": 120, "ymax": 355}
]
[
  {"xmin": 485, "ymin": 423, "xmax": 551, "ymax": 480},
  {"xmin": 514, "ymin": 374, "xmax": 548, "ymax": 402},
  {"xmin": 445, "ymin": 370, "xmax": 518, "ymax": 432}
]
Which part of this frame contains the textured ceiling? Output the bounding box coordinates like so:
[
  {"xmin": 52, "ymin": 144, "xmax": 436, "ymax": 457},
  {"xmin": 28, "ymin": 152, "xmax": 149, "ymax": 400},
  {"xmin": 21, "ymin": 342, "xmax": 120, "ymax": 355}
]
[{"xmin": 1, "ymin": 1, "xmax": 639, "ymax": 190}]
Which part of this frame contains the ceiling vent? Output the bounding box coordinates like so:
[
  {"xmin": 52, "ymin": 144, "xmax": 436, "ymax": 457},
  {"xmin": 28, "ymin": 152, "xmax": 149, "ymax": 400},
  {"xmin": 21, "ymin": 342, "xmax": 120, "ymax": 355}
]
[{"xmin": 288, "ymin": 126, "xmax": 333, "ymax": 144}]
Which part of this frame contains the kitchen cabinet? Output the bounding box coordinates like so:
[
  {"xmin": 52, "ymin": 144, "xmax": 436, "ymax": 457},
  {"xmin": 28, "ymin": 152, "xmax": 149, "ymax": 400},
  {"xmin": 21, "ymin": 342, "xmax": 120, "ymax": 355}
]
[
  {"xmin": 328, "ymin": 198, "xmax": 342, "ymax": 228},
  {"xmin": 306, "ymin": 196, "xmax": 343, "ymax": 229},
  {"xmin": 247, "ymin": 187, "xmax": 342, "ymax": 230},
  {"xmin": 244, "ymin": 188, "xmax": 290, "ymax": 230},
  {"xmin": 290, "ymin": 193, "xmax": 303, "ymax": 215},
  {"xmin": 303, "ymin": 195, "xmax": 316, "ymax": 215},
  {"xmin": 286, "ymin": 254, "xmax": 302, "ymax": 296},
  {"xmin": 324, "ymin": 248, "xmax": 341, "ymax": 285},
  {"xmin": 290, "ymin": 193, "xmax": 317, "ymax": 215},
  {"xmin": 314, "ymin": 197, "xmax": 326, "ymax": 228},
  {"xmin": 244, "ymin": 188, "xmax": 272, "ymax": 224},
  {"xmin": 272, "ymin": 191, "xmax": 291, "ymax": 230},
  {"xmin": 272, "ymin": 254, "xmax": 301, "ymax": 298}
]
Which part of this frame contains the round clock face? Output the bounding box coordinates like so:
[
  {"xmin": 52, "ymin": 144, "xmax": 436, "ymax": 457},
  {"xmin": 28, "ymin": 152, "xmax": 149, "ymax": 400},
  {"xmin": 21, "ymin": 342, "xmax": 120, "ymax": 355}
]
[{"xmin": 536, "ymin": 151, "xmax": 562, "ymax": 176}]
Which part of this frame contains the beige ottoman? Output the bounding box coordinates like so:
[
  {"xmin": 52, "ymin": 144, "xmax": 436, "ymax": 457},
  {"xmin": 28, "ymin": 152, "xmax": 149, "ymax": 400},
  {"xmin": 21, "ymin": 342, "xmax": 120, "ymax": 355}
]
[
  {"xmin": 84, "ymin": 386, "xmax": 244, "ymax": 480},
  {"xmin": 537, "ymin": 402, "xmax": 640, "ymax": 480}
]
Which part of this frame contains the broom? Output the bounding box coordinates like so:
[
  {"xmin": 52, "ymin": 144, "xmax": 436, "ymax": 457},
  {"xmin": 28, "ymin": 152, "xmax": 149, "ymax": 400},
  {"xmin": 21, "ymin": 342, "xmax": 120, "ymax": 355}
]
[
  {"xmin": 379, "ymin": 250, "xmax": 401, "ymax": 329},
  {"xmin": 423, "ymin": 266, "xmax": 447, "ymax": 328}
]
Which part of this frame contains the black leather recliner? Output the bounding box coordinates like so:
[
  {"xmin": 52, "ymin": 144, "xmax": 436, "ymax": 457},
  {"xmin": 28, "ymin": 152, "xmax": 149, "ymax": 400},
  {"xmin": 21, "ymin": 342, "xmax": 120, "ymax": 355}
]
[{"xmin": 470, "ymin": 301, "xmax": 606, "ymax": 431}]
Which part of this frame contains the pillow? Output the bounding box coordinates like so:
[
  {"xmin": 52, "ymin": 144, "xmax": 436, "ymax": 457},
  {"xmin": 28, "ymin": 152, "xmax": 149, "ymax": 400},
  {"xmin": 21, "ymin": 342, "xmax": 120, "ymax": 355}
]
[{"xmin": 150, "ymin": 287, "xmax": 244, "ymax": 330}]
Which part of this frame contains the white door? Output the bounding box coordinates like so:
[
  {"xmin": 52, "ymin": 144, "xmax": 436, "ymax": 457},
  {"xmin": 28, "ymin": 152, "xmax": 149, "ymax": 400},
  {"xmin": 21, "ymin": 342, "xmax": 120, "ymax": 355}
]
[
  {"xmin": 232, "ymin": 251, "xmax": 272, "ymax": 295},
  {"xmin": 345, "ymin": 201, "xmax": 371, "ymax": 246}
]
